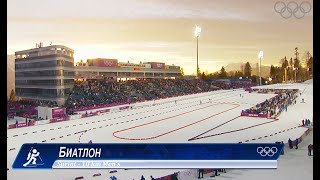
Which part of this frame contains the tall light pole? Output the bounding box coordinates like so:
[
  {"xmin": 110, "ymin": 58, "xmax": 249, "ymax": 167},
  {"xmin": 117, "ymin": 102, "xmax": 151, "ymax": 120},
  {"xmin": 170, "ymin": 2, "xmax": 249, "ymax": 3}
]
[
  {"xmin": 195, "ymin": 26, "xmax": 202, "ymax": 78},
  {"xmin": 258, "ymin": 51, "xmax": 264, "ymax": 86}
]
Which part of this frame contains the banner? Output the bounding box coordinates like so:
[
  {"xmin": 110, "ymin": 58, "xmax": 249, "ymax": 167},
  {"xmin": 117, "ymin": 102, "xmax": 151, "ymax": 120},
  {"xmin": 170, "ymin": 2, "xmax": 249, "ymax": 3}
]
[
  {"xmin": 8, "ymin": 122, "xmax": 35, "ymax": 129},
  {"xmin": 28, "ymin": 121, "xmax": 36, "ymax": 126},
  {"xmin": 8, "ymin": 124, "xmax": 17, "ymax": 129},
  {"xmin": 49, "ymin": 117, "xmax": 67, "ymax": 123},
  {"xmin": 80, "ymin": 113, "xmax": 95, "ymax": 118},
  {"xmin": 13, "ymin": 143, "xmax": 283, "ymax": 169},
  {"xmin": 52, "ymin": 108, "xmax": 65, "ymax": 118},
  {"xmin": 119, "ymin": 106, "xmax": 130, "ymax": 110},
  {"xmin": 93, "ymin": 59, "xmax": 118, "ymax": 67},
  {"xmin": 16, "ymin": 123, "xmax": 27, "ymax": 128},
  {"xmin": 241, "ymin": 112, "xmax": 268, "ymax": 118},
  {"xmin": 97, "ymin": 109, "xmax": 110, "ymax": 113},
  {"xmin": 178, "ymin": 169, "xmax": 198, "ymax": 180},
  {"xmin": 149, "ymin": 62, "xmax": 165, "ymax": 69}
]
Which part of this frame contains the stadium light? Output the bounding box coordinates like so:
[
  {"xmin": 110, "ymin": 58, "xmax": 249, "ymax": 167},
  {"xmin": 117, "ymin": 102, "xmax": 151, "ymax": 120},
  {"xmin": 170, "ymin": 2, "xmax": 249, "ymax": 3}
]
[
  {"xmin": 258, "ymin": 51, "xmax": 264, "ymax": 59},
  {"xmin": 258, "ymin": 51, "xmax": 264, "ymax": 86},
  {"xmin": 194, "ymin": 26, "xmax": 202, "ymax": 78},
  {"xmin": 194, "ymin": 26, "xmax": 202, "ymax": 38}
]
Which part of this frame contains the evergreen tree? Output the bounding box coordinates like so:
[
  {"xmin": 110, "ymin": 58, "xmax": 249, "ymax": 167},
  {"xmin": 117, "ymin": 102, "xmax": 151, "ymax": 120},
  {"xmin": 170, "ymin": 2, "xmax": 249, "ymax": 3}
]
[
  {"xmin": 180, "ymin": 68, "xmax": 185, "ymax": 76},
  {"xmin": 219, "ymin": 66, "xmax": 227, "ymax": 78},
  {"xmin": 270, "ymin": 65, "xmax": 275, "ymax": 79},
  {"xmin": 280, "ymin": 56, "xmax": 289, "ymax": 69},
  {"xmin": 244, "ymin": 62, "xmax": 252, "ymax": 77},
  {"xmin": 289, "ymin": 57, "xmax": 293, "ymax": 67},
  {"xmin": 228, "ymin": 71, "xmax": 235, "ymax": 78},
  {"xmin": 234, "ymin": 71, "xmax": 244, "ymax": 78},
  {"xmin": 201, "ymin": 72, "xmax": 207, "ymax": 80},
  {"xmin": 306, "ymin": 55, "xmax": 313, "ymax": 78},
  {"xmin": 9, "ymin": 89, "xmax": 15, "ymax": 101},
  {"xmin": 197, "ymin": 67, "xmax": 201, "ymax": 77}
]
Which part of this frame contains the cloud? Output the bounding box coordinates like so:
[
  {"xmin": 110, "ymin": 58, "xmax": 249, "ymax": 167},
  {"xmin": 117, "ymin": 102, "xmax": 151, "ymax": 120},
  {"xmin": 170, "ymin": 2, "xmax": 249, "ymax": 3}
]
[
  {"xmin": 8, "ymin": 0, "xmax": 267, "ymax": 21},
  {"xmin": 7, "ymin": 0, "xmax": 313, "ymax": 75}
]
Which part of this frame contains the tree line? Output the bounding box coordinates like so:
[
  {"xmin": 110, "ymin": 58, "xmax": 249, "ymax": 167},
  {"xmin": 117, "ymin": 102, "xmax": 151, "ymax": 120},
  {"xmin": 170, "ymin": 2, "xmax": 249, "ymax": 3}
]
[
  {"xmin": 197, "ymin": 47, "xmax": 312, "ymax": 85},
  {"xmin": 270, "ymin": 48, "xmax": 312, "ymax": 83},
  {"xmin": 198, "ymin": 62, "xmax": 261, "ymax": 82}
]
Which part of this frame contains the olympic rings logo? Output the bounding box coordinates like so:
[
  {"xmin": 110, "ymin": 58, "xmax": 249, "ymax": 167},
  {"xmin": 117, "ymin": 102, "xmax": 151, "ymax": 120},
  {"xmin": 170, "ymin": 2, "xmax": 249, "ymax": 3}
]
[
  {"xmin": 257, "ymin": 147, "xmax": 278, "ymax": 157},
  {"xmin": 274, "ymin": 1, "xmax": 312, "ymax": 19},
  {"xmin": 104, "ymin": 60, "xmax": 114, "ymax": 66},
  {"xmin": 184, "ymin": 171, "xmax": 192, "ymax": 176}
]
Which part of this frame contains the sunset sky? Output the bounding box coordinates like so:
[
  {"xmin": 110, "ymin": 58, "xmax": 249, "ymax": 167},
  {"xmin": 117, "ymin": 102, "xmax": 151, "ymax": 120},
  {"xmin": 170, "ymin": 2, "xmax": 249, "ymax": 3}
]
[{"xmin": 7, "ymin": 0, "xmax": 313, "ymax": 75}]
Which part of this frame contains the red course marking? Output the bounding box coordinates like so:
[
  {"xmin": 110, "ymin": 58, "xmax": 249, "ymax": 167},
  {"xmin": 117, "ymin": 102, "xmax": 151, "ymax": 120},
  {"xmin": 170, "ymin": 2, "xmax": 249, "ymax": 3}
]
[{"xmin": 113, "ymin": 103, "xmax": 240, "ymax": 140}]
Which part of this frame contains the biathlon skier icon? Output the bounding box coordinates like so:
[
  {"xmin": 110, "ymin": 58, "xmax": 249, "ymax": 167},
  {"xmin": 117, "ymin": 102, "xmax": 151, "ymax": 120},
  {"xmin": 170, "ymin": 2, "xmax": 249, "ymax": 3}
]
[{"xmin": 23, "ymin": 147, "xmax": 44, "ymax": 167}]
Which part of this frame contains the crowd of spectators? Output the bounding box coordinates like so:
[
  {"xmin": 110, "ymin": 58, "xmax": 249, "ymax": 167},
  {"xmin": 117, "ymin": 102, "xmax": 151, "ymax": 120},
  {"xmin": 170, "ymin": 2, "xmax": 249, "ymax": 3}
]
[
  {"xmin": 7, "ymin": 100, "xmax": 38, "ymax": 118},
  {"xmin": 7, "ymin": 100, "xmax": 37, "ymax": 111},
  {"xmin": 7, "ymin": 99, "xmax": 58, "ymax": 118},
  {"xmin": 302, "ymin": 118, "xmax": 312, "ymax": 126},
  {"xmin": 210, "ymin": 79, "xmax": 255, "ymax": 90},
  {"xmin": 242, "ymin": 89, "xmax": 298, "ymax": 117},
  {"xmin": 65, "ymin": 79, "xmax": 212, "ymax": 112},
  {"xmin": 8, "ymin": 78, "xmax": 256, "ymax": 118}
]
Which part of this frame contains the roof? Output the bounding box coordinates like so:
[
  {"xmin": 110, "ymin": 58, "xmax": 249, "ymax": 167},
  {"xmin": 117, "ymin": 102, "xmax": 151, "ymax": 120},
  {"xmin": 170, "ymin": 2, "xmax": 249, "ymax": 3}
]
[
  {"xmin": 208, "ymin": 78, "xmax": 252, "ymax": 82},
  {"xmin": 15, "ymin": 45, "xmax": 74, "ymax": 55}
]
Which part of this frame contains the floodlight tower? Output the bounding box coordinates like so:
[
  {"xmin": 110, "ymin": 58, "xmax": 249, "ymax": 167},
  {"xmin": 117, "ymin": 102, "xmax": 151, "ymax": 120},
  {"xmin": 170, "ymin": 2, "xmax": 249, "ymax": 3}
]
[
  {"xmin": 258, "ymin": 51, "xmax": 264, "ymax": 86},
  {"xmin": 195, "ymin": 26, "xmax": 202, "ymax": 78}
]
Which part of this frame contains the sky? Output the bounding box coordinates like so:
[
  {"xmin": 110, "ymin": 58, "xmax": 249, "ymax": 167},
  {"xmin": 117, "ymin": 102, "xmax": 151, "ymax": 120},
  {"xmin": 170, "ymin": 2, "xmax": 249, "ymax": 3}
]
[{"xmin": 7, "ymin": 0, "xmax": 313, "ymax": 75}]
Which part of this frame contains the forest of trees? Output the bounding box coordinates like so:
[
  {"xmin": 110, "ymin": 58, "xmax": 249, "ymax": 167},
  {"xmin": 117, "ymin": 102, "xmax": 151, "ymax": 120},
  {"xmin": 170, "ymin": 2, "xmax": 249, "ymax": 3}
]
[
  {"xmin": 199, "ymin": 62, "xmax": 251, "ymax": 81},
  {"xmin": 197, "ymin": 47, "xmax": 313, "ymax": 85},
  {"xmin": 269, "ymin": 48, "xmax": 312, "ymax": 84}
]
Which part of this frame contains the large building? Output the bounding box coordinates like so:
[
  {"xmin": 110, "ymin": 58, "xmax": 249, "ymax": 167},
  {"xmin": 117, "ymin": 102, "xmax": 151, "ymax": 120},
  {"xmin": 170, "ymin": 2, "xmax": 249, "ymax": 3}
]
[
  {"xmin": 75, "ymin": 58, "xmax": 181, "ymax": 80},
  {"xmin": 15, "ymin": 44, "xmax": 75, "ymax": 106},
  {"xmin": 15, "ymin": 45, "xmax": 182, "ymax": 105}
]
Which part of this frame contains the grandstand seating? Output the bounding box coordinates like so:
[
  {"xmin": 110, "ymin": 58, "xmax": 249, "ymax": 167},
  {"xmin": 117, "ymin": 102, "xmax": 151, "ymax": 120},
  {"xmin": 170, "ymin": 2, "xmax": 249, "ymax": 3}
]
[
  {"xmin": 65, "ymin": 79, "xmax": 213, "ymax": 112},
  {"xmin": 242, "ymin": 89, "xmax": 298, "ymax": 118},
  {"xmin": 8, "ymin": 78, "xmax": 255, "ymax": 117}
]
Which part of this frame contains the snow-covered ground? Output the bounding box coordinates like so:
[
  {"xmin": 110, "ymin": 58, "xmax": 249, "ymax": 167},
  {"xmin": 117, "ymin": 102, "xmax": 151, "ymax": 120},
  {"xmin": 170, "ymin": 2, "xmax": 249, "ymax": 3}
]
[
  {"xmin": 210, "ymin": 129, "xmax": 313, "ymax": 180},
  {"xmin": 7, "ymin": 80, "xmax": 313, "ymax": 180}
]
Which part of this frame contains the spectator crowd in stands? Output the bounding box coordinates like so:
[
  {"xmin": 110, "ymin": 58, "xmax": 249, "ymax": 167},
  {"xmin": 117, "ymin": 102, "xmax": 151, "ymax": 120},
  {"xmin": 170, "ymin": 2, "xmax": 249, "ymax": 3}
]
[
  {"xmin": 242, "ymin": 89, "xmax": 298, "ymax": 118},
  {"xmin": 209, "ymin": 79, "xmax": 255, "ymax": 90},
  {"xmin": 7, "ymin": 99, "xmax": 58, "ymax": 119},
  {"xmin": 8, "ymin": 78, "xmax": 255, "ymax": 118},
  {"xmin": 65, "ymin": 78, "xmax": 254, "ymax": 113},
  {"xmin": 65, "ymin": 79, "xmax": 213, "ymax": 113}
]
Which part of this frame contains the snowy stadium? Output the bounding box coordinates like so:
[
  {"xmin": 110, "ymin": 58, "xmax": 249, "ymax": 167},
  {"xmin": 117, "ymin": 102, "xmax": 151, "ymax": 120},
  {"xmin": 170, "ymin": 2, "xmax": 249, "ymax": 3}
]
[{"xmin": 7, "ymin": 79, "xmax": 313, "ymax": 180}]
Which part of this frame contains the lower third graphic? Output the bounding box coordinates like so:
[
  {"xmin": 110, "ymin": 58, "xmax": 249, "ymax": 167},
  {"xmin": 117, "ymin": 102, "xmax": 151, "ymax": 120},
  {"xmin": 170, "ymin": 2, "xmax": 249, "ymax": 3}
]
[{"xmin": 23, "ymin": 147, "xmax": 44, "ymax": 167}]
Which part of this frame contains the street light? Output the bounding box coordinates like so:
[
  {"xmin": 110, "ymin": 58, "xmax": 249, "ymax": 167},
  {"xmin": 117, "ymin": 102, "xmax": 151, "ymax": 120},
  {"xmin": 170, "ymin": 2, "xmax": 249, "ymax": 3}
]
[
  {"xmin": 258, "ymin": 51, "xmax": 264, "ymax": 86},
  {"xmin": 195, "ymin": 25, "xmax": 202, "ymax": 78}
]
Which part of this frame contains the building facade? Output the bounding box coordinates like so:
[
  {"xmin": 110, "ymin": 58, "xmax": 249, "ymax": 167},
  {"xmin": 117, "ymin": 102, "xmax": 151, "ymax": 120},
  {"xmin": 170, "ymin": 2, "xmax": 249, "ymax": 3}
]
[
  {"xmin": 15, "ymin": 45, "xmax": 75, "ymax": 106},
  {"xmin": 75, "ymin": 58, "xmax": 181, "ymax": 80},
  {"xmin": 14, "ymin": 46, "xmax": 182, "ymax": 106}
]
